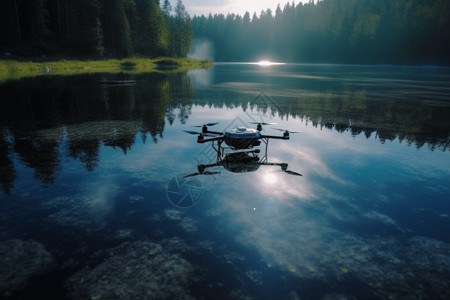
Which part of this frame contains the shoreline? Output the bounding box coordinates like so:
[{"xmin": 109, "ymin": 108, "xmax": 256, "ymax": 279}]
[{"xmin": 0, "ymin": 57, "xmax": 212, "ymax": 82}]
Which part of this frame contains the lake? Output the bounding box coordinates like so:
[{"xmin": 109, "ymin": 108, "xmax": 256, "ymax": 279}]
[{"xmin": 1, "ymin": 63, "xmax": 450, "ymax": 299}]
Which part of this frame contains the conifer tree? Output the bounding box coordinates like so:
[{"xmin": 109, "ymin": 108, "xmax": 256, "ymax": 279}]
[
  {"xmin": 100, "ymin": 0, "xmax": 133, "ymax": 57},
  {"xmin": 172, "ymin": 0, "xmax": 192, "ymax": 57}
]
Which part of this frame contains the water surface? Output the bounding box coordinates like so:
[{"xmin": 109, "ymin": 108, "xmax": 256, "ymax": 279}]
[{"xmin": 1, "ymin": 64, "xmax": 450, "ymax": 299}]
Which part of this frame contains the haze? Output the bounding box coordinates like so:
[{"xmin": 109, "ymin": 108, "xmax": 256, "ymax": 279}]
[{"xmin": 183, "ymin": 0, "xmax": 305, "ymax": 16}]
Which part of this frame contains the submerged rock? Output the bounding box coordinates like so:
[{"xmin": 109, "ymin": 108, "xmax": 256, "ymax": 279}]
[
  {"xmin": 65, "ymin": 240, "xmax": 196, "ymax": 299},
  {"xmin": 0, "ymin": 239, "xmax": 56, "ymax": 297}
]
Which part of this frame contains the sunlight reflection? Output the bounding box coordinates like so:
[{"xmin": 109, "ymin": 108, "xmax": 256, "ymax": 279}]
[
  {"xmin": 254, "ymin": 60, "xmax": 285, "ymax": 66},
  {"xmin": 263, "ymin": 172, "xmax": 278, "ymax": 185},
  {"xmin": 86, "ymin": 182, "xmax": 118, "ymax": 222}
]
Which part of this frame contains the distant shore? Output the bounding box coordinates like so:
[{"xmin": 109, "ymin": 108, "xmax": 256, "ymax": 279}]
[{"xmin": 0, "ymin": 57, "xmax": 212, "ymax": 82}]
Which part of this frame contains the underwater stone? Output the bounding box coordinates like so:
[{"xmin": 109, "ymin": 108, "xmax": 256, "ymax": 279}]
[
  {"xmin": 65, "ymin": 240, "xmax": 196, "ymax": 299},
  {"xmin": 0, "ymin": 239, "xmax": 56, "ymax": 297}
]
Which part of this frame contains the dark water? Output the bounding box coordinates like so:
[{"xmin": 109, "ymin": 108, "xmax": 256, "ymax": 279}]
[{"xmin": 1, "ymin": 64, "xmax": 450, "ymax": 299}]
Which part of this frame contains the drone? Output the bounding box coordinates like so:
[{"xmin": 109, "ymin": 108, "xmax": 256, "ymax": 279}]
[
  {"xmin": 183, "ymin": 122, "xmax": 302, "ymax": 177},
  {"xmin": 183, "ymin": 122, "xmax": 298, "ymax": 150},
  {"xmin": 184, "ymin": 148, "xmax": 302, "ymax": 178}
]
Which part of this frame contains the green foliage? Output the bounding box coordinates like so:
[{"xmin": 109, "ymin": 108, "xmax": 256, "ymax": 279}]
[
  {"xmin": 155, "ymin": 58, "xmax": 180, "ymax": 66},
  {"xmin": 121, "ymin": 60, "xmax": 137, "ymax": 69},
  {"xmin": 0, "ymin": 0, "xmax": 192, "ymax": 59},
  {"xmin": 67, "ymin": 0, "xmax": 104, "ymax": 56},
  {"xmin": 166, "ymin": 0, "xmax": 193, "ymax": 57},
  {"xmin": 0, "ymin": 57, "xmax": 211, "ymax": 82},
  {"xmin": 192, "ymin": 0, "xmax": 450, "ymax": 65}
]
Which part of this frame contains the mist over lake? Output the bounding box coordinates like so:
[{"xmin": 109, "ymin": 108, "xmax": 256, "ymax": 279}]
[{"xmin": 1, "ymin": 63, "xmax": 449, "ymax": 299}]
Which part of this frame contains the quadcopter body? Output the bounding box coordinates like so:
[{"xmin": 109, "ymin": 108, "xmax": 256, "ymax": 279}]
[
  {"xmin": 222, "ymin": 127, "xmax": 262, "ymax": 149},
  {"xmin": 188, "ymin": 122, "xmax": 291, "ymax": 150}
]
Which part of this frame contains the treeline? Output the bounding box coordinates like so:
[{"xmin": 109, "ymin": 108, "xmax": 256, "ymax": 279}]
[
  {"xmin": 192, "ymin": 0, "xmax": 450, "ymax": 65},
  {"xmin": 0, "ymin": 0, "xmax": 192, "ymax": 58}
]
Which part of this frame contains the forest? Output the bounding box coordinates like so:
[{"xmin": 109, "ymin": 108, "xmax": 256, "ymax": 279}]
[
  {"xmin": 0, "ymin": 0, "xmax": 192, "ymax": 58},
  {"xmin": 1, "ymin": 0, "xmax": 449, "ymax": 64},
  {"xmin": 192, "ymin": 0, "xmax": 450, "ymax": 65}
]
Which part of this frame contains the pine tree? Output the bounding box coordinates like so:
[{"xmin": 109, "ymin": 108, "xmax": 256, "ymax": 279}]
[
  {"xmin": 162, "ymin": 0, "xmax": 172, "ymax": 16},
  {"xmin": 172, "ymin": 0, "xmax": 192, "ymax": 57},
  {"xmin": 100, "ymin": 0, "xmax": 133, "ymax": 57},
  {"xmin": 133, "ymin": 0, "xmax": 168, "ymax": 57},
  {"xmin": 65, "ymin": 0, "xmax": 104, "ymax": 55}
]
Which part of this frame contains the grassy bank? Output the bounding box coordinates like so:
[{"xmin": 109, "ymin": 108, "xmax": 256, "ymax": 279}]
[{"xmin": 0, "ymin": 57, "xmax": 212, "ymax": 82}]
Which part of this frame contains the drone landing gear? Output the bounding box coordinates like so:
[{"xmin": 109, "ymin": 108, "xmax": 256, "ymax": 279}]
[
  {"xmin": 261, "ymin": 137, "xmax": 270, "ymax": 154},
  {"xmin": 211, "ymin": 139, "xmax": 266, "ymax": 163}
]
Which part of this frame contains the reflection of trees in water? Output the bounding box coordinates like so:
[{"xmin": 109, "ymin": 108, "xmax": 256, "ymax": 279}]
[
  {"xmin": 291, "ymin": 92, "xmax": 450, "ymax": 151},
  {"xmin": 0, "ymin": 72, "xmax": 194, "ymax": 191},
  {"xmin": 1, "ymin": 73, "xmax": 449, "ymax": 192},
  {"xmin": 0, "ymin": 130, "xmax": 15, "ymax": 193},
  {"xmin": 193, "ymin": 90, "xmax": 450, "ymax": 152},
  {"xmin": 138, "ymin": 79, "xmax": 169, "ymax": 144},
  {"xmin": 67, "ymin": 139, "xmax": 101, "ymax": 172},
  {"xmin": 13, "ymin": 136, "xmax": 60, "ymax": 184}
]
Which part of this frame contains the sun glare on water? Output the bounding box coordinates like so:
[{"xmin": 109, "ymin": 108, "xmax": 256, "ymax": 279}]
[
  {"xmin": 255, "ymin": 60, "xmax": 285, "ymax": 66},
  {"xmin": 263, "ymin": 172, "xmax": 278, "ymax": 185}
]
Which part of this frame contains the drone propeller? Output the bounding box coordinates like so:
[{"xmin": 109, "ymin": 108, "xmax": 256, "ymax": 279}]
[
  {"xmin": 274, "ymin": 163, "xmax": 303, "ymax": 176},
  {"xmin": 183, "ymin": 130, "xmax": 201, "ymax": 135},
  {"xmin": 183, "ymin": 171, "xmax": 220, "ymax": 178},
  {"xmin": 272, "ymin": 128, "xmax": 300, "ymax": 133},
  {"xmin": 249, "ymin": 122, "xmax": 277, "ymax": 126},
  {"xmin": 273, "ymin": 169, "xmax": 303, "ymax": 176},
  {"xmin": 183, "ymin": 130, "xmax": 216, "ymax": 137},
  {"xmin": 284, "ymin": 170, "xmax": 303, "ymax": 176},
  {"xmin": 192, "ymin": 122, "xmax": 220, "ymax": 127}
]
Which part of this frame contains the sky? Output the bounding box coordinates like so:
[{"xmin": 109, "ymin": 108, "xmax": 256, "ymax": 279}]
[{"xmin": 182, "ymin": 0, "xmax": 303, "ymax": 17}]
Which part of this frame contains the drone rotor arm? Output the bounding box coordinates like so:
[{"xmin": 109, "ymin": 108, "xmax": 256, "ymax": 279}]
[
  {"xmin": 260, "ymin": 134, "xmax": 290, "ymax": 140},
  {"xmin": 198, "ymin": 135, "xmax": 225, "ymax": 143}
]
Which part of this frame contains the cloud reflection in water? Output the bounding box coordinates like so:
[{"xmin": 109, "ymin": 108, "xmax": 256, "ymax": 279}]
[{"xmin": 196, "ymin": 107, "xmax": 450, "ymax": 298}]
